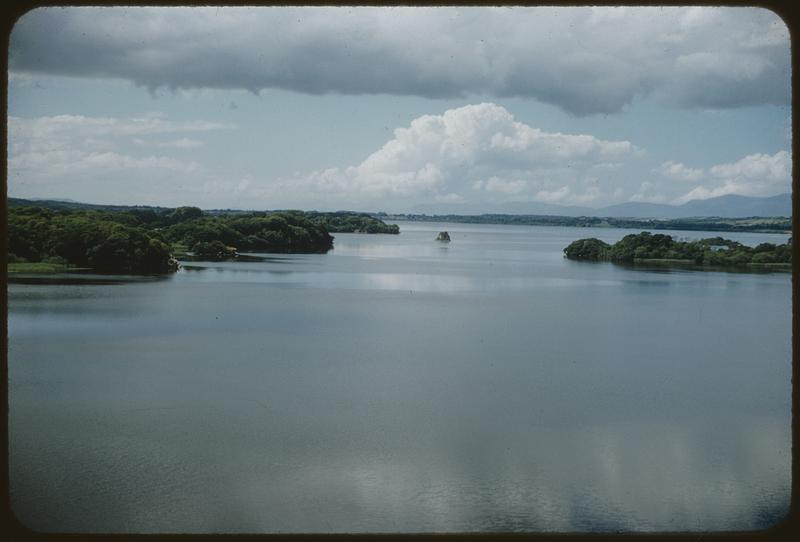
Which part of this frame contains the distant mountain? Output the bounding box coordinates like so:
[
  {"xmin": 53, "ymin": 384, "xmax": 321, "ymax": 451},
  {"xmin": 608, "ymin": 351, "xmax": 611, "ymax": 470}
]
[
  {"xmin": 680, "ymin": 193, "xmax": 791, "ymax": 218},
  {"xmin": 409, "ymin": 201, "xmax": 595, "ymax": 216},
  {"xmin": 28, "ymin": 197, "xmax": 79, "ymax": 203},
  {"xmin": 411, "ymin": 193, "xmax": 791, "ymax": 218},
  {"xmin": 495, "ymin": 200, "xmax": 596, "ymax": 216},
  {"xmin": 597, "ymin": 201, "xmax": 672, "ymax": 218},
  {"xmin": 598, "ymin": 193, "xmax": 791, "ymax": 218}
]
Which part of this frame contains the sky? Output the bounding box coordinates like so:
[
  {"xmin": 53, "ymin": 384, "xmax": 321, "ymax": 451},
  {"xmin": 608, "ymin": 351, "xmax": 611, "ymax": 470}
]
[{"xmin": 6, "ymin": 6, "xmax": 792, "ymax": 213}]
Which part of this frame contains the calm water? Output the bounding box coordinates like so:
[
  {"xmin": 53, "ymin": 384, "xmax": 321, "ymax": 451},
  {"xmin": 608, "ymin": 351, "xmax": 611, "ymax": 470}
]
[{"xmin": 8, "ymin": 222, "xmax": 792, "ymax": 533}]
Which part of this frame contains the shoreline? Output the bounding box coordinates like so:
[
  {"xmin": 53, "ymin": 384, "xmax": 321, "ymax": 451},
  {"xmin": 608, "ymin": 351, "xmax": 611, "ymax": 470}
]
[{"xmin": 384, "ymin": 216, "xmax": 791, "ymax": 235}]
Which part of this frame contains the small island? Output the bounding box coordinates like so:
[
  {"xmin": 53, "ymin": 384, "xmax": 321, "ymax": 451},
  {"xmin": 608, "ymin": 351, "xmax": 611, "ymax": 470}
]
[
  {"xmin": 563, "ymin": 232, "xmax": 792, "ymax": 269},
  {"xmin": 436, "ymin": 231, "xmax": 451, "ymax": 242}
]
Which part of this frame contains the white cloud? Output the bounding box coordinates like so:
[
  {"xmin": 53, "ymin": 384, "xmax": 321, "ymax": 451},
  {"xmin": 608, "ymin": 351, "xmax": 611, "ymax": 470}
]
[
  {"xmin": 632, "ymin": 151, "xmax": 791, "ymax": 206},
  {"xmin": 7, "ymin": 113, "xmax": 228, "ymax": 204},
  {"xmin": 475, "ymin": 177, "xmax": 528, "ymax": 195},
  {"xmin": 9, "ymin": 150, "xmax": 200, "ymax": 177},
  {"xmin": 9, "ymin": 6, "xmax": 789, "ymax": 115},
  {"xmin": 434, "ymin": 193, "xmax": 465, "ymax": 204},
  {"xmin": 158, "ymin": 138, "xmax": 204, "ymax": 149},
  {"xmin": 709, "ymin": 151, "xmax": 790, "ymax": 182},
  {"xmin": 653, "ymin": 161, "xmax": 705, "ymax": 182},
  {"xmin": 9, "ymin": 114, "xmax": 231, "ymax": 141},
  {"xmin": 8, "ymin": 114, "xmax": 232, "ymax": 161},
  {"xmin": 535, "ymin": 186, "xmax": 572, "ymax": 203},
  {"xmin": 268, "ymin": 103, "xmax": 637, "ymax": 208},
  {"xmin": 672, "ymin": 151, "xmax": 791, "ymax": 203},
  {"xmin": 8, "ymin": 105, "xmax": 789, "ymax": 212}
]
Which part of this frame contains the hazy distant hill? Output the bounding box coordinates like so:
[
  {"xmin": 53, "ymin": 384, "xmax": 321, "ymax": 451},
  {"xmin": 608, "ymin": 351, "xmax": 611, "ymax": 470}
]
[
  {"xmin": 8, "ymin": 197, "xmax": 170, "ymax": 213},
  {"xmin": 411, "ymin": 193, "xmax": 791, "ymax": 218},
  {"xmin": 410, "ymin": 201, "xmax": 595, "ymax": 216},
  {"xmin": 599, "ymin": 193, "xmax": 791, "ymax": 218}
]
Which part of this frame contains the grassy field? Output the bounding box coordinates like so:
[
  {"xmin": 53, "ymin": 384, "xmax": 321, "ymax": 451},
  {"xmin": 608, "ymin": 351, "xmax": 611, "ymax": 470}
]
[{"xmin": 7, "ymin": 262, "xmax": 80, "ymax": 273}]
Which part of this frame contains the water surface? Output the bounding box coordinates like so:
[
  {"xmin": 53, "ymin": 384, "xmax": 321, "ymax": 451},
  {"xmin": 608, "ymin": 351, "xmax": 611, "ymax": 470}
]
[{"xmin": 8, "ymin": 222, "xmax": 791, "ymax": 532}]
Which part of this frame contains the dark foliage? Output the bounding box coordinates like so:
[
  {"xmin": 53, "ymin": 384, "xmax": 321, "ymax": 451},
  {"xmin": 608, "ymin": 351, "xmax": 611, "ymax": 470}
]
[
  {"xmin": 8, "ymin": 206, "xmax": 176, "ymax": 273},
  {"xmin": 564, "ymin": 232, "xmax": 792, "ymax": 267},
  {"xmin": 562, "ymin": 238, "xmax": 610, "ymax": 261},
  {"xmin": 191, "ymin": 240, "xmax": 237, "ymax": 260},
  {"xmin": 162, "ymin": 212, "xmax": 334, "ymax": 253},
  {"xmin": 306, "ymin": 211, "xmax": 400, "ymax": 234},
  {"xmin": 8, "ymin": 205, "xmax": 338, "ymax": 273}
]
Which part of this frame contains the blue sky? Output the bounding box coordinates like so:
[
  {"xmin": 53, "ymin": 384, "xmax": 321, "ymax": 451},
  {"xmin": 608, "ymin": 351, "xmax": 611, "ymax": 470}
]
[{"xmin": 7, "ymin": 6, "xmax": 792, "ymax": 212}]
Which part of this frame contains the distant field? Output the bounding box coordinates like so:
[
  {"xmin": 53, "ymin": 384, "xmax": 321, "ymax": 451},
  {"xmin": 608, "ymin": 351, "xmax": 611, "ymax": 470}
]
[{"xmin": 7, "ymin": 262, "xmax": 77, "ymax": 273}]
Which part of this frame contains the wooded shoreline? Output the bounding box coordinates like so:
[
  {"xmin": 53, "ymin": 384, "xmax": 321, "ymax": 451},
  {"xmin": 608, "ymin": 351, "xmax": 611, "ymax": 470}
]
[{"xmin": 564, "ymin": 232, "xmax": 792, "ymax": 271}]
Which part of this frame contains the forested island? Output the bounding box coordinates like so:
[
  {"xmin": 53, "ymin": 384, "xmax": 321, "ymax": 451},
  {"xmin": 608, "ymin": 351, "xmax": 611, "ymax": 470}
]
[
  {"xmin": 564, "ymin": 232, "xmax": 792, "ymax": 269},
  {"xmin": 377, "ymin": 212, "xmax": 790, "ymax": 234},
  {"xmin": 305, "ymin": 211, "xmax": 400, "ymax": 234},
  {"xmin": 7, "ymin": 204, "xmax": 399, "ymax": 274}
]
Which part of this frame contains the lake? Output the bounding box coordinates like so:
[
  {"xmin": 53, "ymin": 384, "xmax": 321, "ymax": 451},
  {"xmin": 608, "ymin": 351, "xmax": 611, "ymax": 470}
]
[{"xmin": 7, "ymin": 221, "xmax": 792, "ymax": 533}]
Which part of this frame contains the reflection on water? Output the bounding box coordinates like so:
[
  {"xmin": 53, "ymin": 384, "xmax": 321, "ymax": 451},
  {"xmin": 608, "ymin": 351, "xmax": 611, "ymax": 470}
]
[
  {"xmin": 7, "ymin": 272, "xmax": 173, "ymax": 286},
  {"xmin": 616, "ymin": 261, "xmax": 791, "ymax": 275},
  {"xmin": 174, "ymin": 266, "xmax": 624, "ymax": 292},
  {"xmin": 7, "ymin": 222, "xmax": 791, "ymax": 533}
]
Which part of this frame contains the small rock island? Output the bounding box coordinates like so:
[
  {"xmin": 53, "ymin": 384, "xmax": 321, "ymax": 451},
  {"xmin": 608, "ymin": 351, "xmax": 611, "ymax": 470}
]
[{"xmin": 436, "ymin": 231, "xmax": 451, "ymax": 242}]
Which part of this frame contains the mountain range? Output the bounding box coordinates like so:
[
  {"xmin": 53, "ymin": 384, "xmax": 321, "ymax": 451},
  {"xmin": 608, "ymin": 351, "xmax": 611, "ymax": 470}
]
[{"xmin": 410, "ymin": 193, "xmax": 792, "ymax": 218}]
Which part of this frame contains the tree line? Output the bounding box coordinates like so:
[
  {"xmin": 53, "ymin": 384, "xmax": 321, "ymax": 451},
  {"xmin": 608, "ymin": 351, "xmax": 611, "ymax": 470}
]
[
  {"xmin": 8, "ymin": 206, "xmax": 178, "ymax": 274},
  {"xmin": 7, "ymin": 205, "xmax": 398, "ymax": 274}
]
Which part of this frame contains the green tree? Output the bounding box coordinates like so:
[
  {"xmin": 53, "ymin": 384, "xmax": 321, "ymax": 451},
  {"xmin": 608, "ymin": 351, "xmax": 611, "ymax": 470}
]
[{"xmin": 563, "ymin": 238, "xmax": 610, "ymax": 260}]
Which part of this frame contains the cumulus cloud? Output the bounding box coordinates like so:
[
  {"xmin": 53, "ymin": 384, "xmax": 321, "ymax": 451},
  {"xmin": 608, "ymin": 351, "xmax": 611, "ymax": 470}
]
[
  {"xmin": 8, "ymin": 103, "xmax": 789, "ymax": 211},
  {"xmin": 673, "ymin": 151, "xmax": 791, "ymax": 203},
  {"xmin": 653, "ymin": 161, "xmax": 705, "ymax": 182},
  {"xmin": 708, "ymin": 150, "xmax": 790, "ymax": 182},
  {"xmin": 9, "ymin": 6, "xmax": 789, "ymax": 115},
  {"xmin": 630, "ymin": 150, "xmax": 791, "ymax": 205},
  {"xmin": 260, "ymin": 103, "xmax": 637, "ymax": 207}
]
